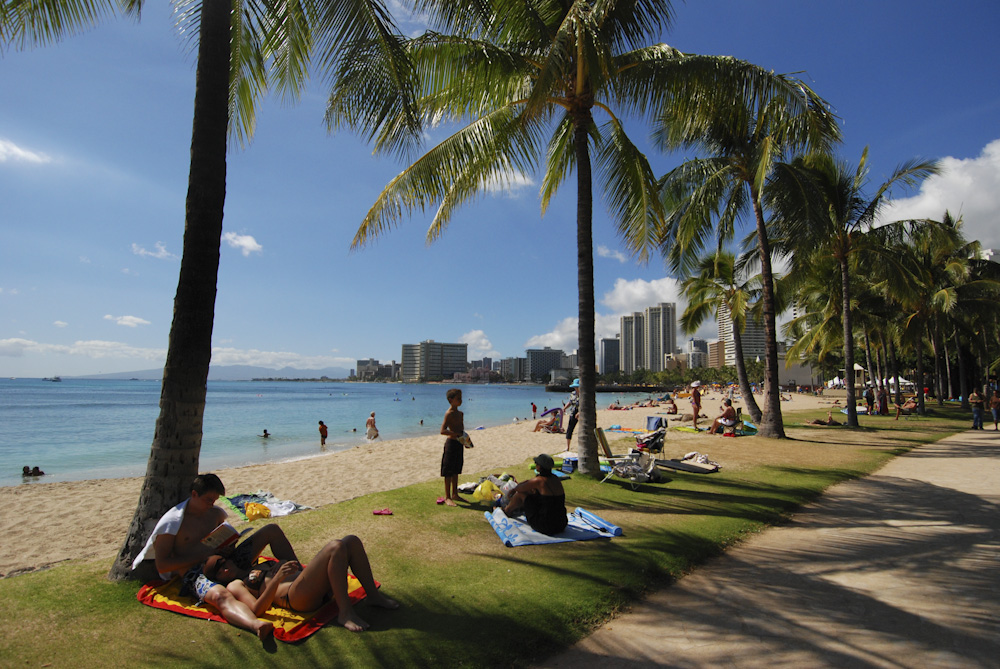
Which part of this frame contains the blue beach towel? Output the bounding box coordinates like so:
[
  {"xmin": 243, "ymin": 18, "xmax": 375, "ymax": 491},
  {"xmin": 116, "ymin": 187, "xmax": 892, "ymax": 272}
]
[{"xmin": 485, "ymin": 507, "xmax": 622, "ymax": 547}]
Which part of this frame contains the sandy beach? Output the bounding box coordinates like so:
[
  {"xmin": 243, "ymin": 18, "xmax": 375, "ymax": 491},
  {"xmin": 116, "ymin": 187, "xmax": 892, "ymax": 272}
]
[{"xmin": 1, "ymin": 392, "xmax": 836, "ymax": 577}]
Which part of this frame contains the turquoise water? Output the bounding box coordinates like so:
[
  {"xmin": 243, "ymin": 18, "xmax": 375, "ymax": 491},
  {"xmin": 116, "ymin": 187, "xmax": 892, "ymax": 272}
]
[{"xmin": 1, "ymin": 379, "xmax": 645, "ymax": 488}]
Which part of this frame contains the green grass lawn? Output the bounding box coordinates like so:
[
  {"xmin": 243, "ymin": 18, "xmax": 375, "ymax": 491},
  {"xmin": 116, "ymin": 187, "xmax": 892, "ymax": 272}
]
[{"xmin": 0, "ymin": 404, "xmax": 970, "ymax": 668}]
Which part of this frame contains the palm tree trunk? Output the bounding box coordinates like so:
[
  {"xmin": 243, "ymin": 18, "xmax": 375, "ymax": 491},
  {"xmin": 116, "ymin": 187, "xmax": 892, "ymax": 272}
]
[
  {"xmin": 108, "ymin": 0, "xmax": 230, "ymax": 580},
  {"xmin": 942, "ymin": 329, "xmax": 953, "ymax": 399},
  {"xmin": 733, "ymin": 328, "xmax": 762, "ymax": 422},
  {"xmin": 915, "ymin": 338, "xmax": 927, "ymax": 415},
  {"xmin": 750, "ymin": 194, "xmax": 785, "ymax": 438},
  {"xmin": 889, "ymin": 334, "xmax": 902, "ymax": 404},
  {"xmin": 931, "ymin": 323, "xmax": 945, "ymax": 406},
  {"xmin": 957, "ymin": 329, "xmax": 969, "ymax": 408},
  {"xmin": 573, "ymin": 115, "xmax": 598, "ymax": 475},
  {"xmin": 840, "ymin": 259, "xmax": 858, "ymax": 427},
  {"xmin": 865, "ymin": 331, "xmax": 876, "ymax": 393}
]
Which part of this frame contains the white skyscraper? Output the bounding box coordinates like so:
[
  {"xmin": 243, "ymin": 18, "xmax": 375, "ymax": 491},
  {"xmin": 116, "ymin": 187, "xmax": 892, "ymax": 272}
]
[
  {"xmin": 718, "ymin": 304, "xmax": 766, "ymax": 367},
  {"xmin": 644, "ymin": 302, "xmax": 677, "ymax": 372}
]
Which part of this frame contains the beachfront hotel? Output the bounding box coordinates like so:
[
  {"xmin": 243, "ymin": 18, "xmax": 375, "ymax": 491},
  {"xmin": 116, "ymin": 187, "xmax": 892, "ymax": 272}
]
[
  {"xmin": 400, "ymin": 340, "xmax": 468, "ymax": 383},
  {"xmin": 619, "ymin": 302, "xmax": 678, "ymax": 374}
]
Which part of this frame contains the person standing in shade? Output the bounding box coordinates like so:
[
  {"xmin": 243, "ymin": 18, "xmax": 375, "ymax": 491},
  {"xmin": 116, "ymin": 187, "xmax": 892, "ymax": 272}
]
[
  {"xmin": 318, "ymin": 420, "xmax": 328, "ymax": 446},
  {"xmin": 990, "ymin": 389, "xmax": 1000, "ymax": 431},
  {"xmin": 969, "ymin": 387, "xmax": 985, "ymax": 430},
  {"xmin": 564, "ymin": 379, "xmax": 580, "ymax": 451},
  {"xmin": 877, "ymin": 385, "xmax": 889, "ymax": 416}
]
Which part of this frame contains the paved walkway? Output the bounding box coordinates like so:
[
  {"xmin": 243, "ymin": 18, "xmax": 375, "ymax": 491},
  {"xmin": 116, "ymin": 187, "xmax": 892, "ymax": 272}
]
[{"xmin": 539, "ymin": 430, "xmax": 1000, "ymax": 668}]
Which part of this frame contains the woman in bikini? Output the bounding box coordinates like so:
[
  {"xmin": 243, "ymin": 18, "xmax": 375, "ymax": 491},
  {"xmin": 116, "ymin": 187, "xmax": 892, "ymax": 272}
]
[{"xmin": 203, "ymin": 534, "xmax": 398, "ymax": 632}]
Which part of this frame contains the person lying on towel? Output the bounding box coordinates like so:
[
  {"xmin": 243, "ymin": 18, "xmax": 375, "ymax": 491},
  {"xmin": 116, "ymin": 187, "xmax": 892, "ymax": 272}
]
[
  {"xmin": 131, "ymin": 473, "xmax": 301, "ymax": 641},
  {"xmin": 204, "ymin": 535, "xmax": 399, "ymax": 633},
  {"xmin": 501, "ymin": 454, "xmax": 568, "ymax": 535}
]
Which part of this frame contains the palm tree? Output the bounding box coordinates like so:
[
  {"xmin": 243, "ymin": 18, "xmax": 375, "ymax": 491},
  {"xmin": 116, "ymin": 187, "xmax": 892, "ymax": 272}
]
[
  {"xmin": 3, "ymin": 0, "xmax": 420, "ymax": 579},
  {"xmin": 653, "ymin": 75, "xmax": 840, "ymax": 438},
  {"xmin": 767, "ymin": 149, "xmax": 939, "ymax": 426},
  {"xmin": 679, "ymin": 251, "xmax": 762, "ymax": 422},
  {"xmin": 336, "ymin": 0, "xmax": 827, "ymax": 470}
]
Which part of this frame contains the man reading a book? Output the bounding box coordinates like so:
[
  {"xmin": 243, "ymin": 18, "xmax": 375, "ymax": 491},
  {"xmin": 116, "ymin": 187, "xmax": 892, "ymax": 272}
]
[{"xmin": 132, "ymin": 473, "xmax": 299, "ymax": 640}]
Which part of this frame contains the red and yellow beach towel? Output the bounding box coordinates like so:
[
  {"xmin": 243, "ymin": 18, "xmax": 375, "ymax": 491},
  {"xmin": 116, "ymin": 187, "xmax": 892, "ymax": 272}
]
[{"xmin": 137, "ymin": 563, "xmax": 373, "ymax": 643}]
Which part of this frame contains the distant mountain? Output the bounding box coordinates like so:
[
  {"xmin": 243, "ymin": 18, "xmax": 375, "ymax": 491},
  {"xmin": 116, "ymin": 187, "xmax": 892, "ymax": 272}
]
[{"xmin": 74, "ymin": 365, "xmax": 352, "ymax": 381}]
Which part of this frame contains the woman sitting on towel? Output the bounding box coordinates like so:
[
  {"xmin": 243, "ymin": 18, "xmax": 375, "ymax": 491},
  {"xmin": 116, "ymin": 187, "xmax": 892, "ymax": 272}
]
[
  {"xmin": 203, "ymin": 535, "xmax": 398, "ymax": 632},
  {"xmin": 501, "ymin": 454, "xmax": 567, "ymax": 536}
]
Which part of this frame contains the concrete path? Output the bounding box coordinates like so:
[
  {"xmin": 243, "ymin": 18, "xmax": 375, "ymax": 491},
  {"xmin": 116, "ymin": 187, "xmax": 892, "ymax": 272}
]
[{"xmin": 539, "ymin": 430, "xmax": 1000, "ymax": 668}]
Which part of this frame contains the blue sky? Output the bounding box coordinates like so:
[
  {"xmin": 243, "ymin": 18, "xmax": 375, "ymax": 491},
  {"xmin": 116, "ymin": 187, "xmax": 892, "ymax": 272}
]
[{"xmin": 2, "ymin": 0, "xmax": 999, "ymax": 377}]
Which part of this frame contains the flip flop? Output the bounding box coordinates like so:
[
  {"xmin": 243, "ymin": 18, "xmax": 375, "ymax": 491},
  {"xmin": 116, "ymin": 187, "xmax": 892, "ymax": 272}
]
[
  {"xmin": 372, "ymin": 508, "xmax": 393, "ymax": 515},
  {"xmin": 436, "ymin": 497, "xmax": 445, "ymax": 505}
]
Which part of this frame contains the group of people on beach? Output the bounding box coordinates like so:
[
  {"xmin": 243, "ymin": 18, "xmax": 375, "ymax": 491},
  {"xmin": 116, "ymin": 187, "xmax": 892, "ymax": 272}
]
[{"xmin": 133, "ymin": 386, "xmax": 568, "ymax": 641}]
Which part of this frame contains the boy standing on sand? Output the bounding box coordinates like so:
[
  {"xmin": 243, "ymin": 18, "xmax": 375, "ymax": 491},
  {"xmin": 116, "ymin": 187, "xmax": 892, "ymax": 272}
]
[{"xmin": 439, "ymin": 388, "xmax": 470, "ymax": 507}]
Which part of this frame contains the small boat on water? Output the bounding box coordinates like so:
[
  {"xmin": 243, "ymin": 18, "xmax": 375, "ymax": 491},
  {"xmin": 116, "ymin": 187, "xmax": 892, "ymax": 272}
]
[{"xmin": 43, "ymin": 376, "xmax": 62, "ymax": 382}]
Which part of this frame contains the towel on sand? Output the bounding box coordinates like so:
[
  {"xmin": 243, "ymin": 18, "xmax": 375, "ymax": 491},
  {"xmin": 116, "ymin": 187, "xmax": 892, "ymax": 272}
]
[
  {"xmin": 485, "ymin": 507, "xmax": 622, "ymax": 547},
  {"xmin": 137, "ymin": 559, "xmax": 373, "ymax": 643}
]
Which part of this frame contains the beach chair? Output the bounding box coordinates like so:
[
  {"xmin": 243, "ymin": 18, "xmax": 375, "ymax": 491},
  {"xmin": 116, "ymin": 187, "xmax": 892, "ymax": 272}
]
[
  {"xmin": 537, "ymin": 407, "xmax": 564, "ymax": 433},
  {"xmin": 600, "ymin": 452, "xmax": 659, "ymax": 490},
  {"xmin": 595, "ymin": 427, "xmax": 630, "ymax": 462},
  {"xmin": 722, "ymin": 407, "xmax": 743, "ymax": 436}
]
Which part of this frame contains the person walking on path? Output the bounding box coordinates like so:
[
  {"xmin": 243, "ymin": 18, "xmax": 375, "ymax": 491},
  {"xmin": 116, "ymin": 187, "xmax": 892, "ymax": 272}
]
[{"xmin": 969, "ymin": 387, "xmax": 985, "ymax": 430}]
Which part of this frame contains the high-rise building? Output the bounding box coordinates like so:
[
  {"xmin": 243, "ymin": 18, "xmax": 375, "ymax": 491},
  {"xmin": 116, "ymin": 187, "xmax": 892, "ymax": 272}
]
[
  {"xmin": 718, "ymin": 305, "xmax": 766, "ymax": 367},
  {"xmin": 708, "ymin": 340, "xmax": 724, "ymax": 368},
  {"xmin": 500, "ymin": 356, "xmax": 527, "ymax": 381},
  {"xmin": 599, "ymin": 336, "xmax": 620, "ymax": 374},
  {"xmin": 400, "ymin": 340, "xmax": 468, "ymax": 382},
  {"xmin": 620, "ymin": 312, "xmax": 643, "ymax": 374},
  {"xmin": 643, "ymin": 302, "xmax": 677, "ymax": 372},
  {"xmin": 525, "ymin": 347, "xmax": 564, "ymax": 381}
]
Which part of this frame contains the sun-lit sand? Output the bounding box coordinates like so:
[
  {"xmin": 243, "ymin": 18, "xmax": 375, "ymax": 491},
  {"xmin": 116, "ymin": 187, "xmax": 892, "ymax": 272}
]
[{"xmin": 0, "ymin": 391, "xmax": 837, "ymax": 577}]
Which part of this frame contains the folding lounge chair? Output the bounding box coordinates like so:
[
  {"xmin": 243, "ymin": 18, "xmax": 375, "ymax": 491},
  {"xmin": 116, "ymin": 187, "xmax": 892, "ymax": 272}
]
[
  {"xmin": 601, "ymin": 452, "xmax": 659, "ymax": 490},
  {"xmin": 595, "ymin": 427, "xmax": 630, "ymax": 462}
]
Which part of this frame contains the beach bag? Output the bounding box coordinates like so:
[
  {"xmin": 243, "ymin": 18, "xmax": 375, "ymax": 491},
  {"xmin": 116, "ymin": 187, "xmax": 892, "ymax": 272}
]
[
  {"xmin": 472, "ymin": 480, "xmax": 502, "ymax": 504},
  {"xmin": 245, "ymin": 502, "xmax": 271, "ymax": 521}
]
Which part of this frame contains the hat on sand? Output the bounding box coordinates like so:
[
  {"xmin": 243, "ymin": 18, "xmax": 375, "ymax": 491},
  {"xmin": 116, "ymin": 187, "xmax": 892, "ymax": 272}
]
[
  {"xmin": 691, "ymin": 380, "xmax": 701, "ymax": 387},
  {"xmin": 534, "ymin": 453, "xmax": 555, "ymax": 472},
  {"xmin": 569, "ymin": 378, "xmax": 580, "ymax": 388}
]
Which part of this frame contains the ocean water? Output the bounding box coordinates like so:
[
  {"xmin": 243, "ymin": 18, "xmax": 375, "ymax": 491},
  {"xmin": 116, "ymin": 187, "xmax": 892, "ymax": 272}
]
[{"xmin": 0, "ymin": 378, "xmax": 650, "ymax": 488}]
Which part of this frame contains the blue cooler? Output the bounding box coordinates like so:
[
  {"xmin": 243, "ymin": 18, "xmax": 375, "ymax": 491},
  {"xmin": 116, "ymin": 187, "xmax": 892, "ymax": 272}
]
[{"xmin": 562, "ymin": 457, "xmax": 578, "ymax": 473}]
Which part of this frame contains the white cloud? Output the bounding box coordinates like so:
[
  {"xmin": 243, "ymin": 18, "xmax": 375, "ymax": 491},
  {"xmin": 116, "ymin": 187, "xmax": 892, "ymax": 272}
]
[
  {"xmin": 881, "ymin": 138, "xmax": 1000, "ymax": 248},
  {"xmin": 222, "ymin": 232, "xmax": 263, "ymax": 257},
  {"xmin": 601, "ymin": 276, "xmax": 685, "ymax": 314},
  {"xmin": 121, "ymin": 268, "xmax": 137, "ymax": 275},
  {"xmin": 0, "ymin": 287, "xmax": 19, "ymax": 295},
  {"xmin": 104, "ymin": 314, "xmax": 151, "ymax": 328},
  {"xmin": 0, "ymin": 338, "xmax": 165, "ymax": 361},
  {"xmin": 131, "ymin": 242, "xmax": 178, "ymax": 260},
  {"xmin": 0, "ymin": 138, "xmax": 51, "ymax": 164},
  {"xmin": 483, "ymin": 170, "xmax": 535, "ymax": 197},
  {"xmin": 459, "ymin": 329, "xmax": 500, "ymax": 359},
  {"xmin": 79, "ymin": 256, "xmax": 91, "ymax": 264},
  {"xmin": 597, "ymin": 245, "xmax": 628, "ymax": 263},
  {"xmin": 54, "ymin": 321, "xmax": 68, "ymax": 328},
  {"xmin": 525, "ymin": 317, "xmax": 579, "ymax": 352}
]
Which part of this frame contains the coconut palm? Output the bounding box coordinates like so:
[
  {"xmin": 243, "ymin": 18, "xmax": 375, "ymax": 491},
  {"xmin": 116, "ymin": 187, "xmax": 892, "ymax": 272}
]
[
  {"xmin": 767, "ymin": 149, "xmax": 939, "ymax": 426},
  {"xmin": 3, "ymin": 0, "xmax": 420, "ymax": 579},
  {"xmin": 679, "ymin": 251, "xmax": 762, "ymax": 422},
  {"xmin": 653, "ymin": 76, "xmax": 840, "ymax": 438},
  {"xmin": 337, "ymin": 0, "xmax": 835, "ymax": 469}
]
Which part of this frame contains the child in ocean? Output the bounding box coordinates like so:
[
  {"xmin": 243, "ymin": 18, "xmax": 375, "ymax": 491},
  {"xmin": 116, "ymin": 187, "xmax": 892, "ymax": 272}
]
[{"xmin": 439, "ymin": 388, "xmax": 471, "ymax": 507}]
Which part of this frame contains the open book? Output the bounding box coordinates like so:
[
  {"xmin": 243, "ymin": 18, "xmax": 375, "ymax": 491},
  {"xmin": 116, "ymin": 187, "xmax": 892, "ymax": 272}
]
[{"xmin": 201, "ymin": 522, "xmax": 241, "ymax": 551}]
